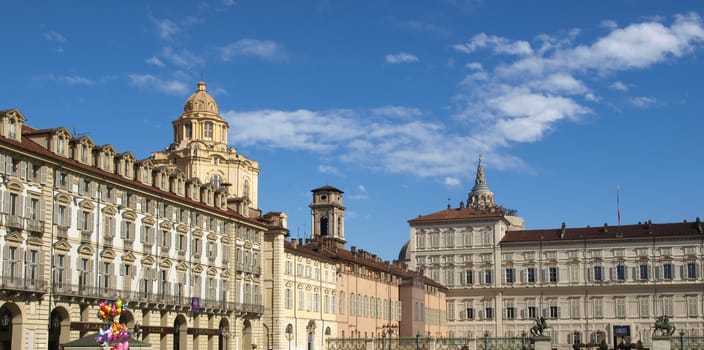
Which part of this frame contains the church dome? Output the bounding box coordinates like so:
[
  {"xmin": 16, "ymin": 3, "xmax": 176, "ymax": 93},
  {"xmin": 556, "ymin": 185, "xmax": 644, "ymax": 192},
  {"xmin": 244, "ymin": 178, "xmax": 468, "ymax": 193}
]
[{"xmin": 183, "ymin": 81, "xmax": 219, "ymax": 115}]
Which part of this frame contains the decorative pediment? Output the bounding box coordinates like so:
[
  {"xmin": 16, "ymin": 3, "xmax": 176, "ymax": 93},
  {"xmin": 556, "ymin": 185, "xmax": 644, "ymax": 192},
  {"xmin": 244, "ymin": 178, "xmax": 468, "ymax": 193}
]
[
  {"xmin": 78, "ymin": 199, "xmax": 95, "ymax": 211},
  {"xmin": 221, "ymin": 269, "xmax": 231, "ymax": 279},
  {"xmin": 4, "ymin": 232, "xmax": 23, "ymax": 243},
  {"xmin": 122, "ymin": 252, "xmax": 137, "ymax": 263},
  {"xmin": 53, "ymin": 240, "xmax": 72, "ymax": 252},
  {"xmin": 95, "ymin": 144, "xmax": 117, "ymax": 156},
  {"xmin": 121, "ymin": 210, "xmax": 137, "ymax": 221},
  {"xmin": 142, "ymin": 216, "xmax": 155, "ymax": 226},
  {"xmin": 221, "ymin": 236, "xmax": 231, "ymax": 244},
  {"xmin": 175, "ymin": 262, "xmax": 189, "ymax": 272},
  {"xmin": 192, "ymin": 264, "xmax": 204, "ymax": 274},
  {"xmin": 53, "ymin": 127, "xmax": 73, "ymax": 140},
  {"xmin": 76, "ymin": 136, "xmax": 96, "ymax": 148},
  {"xmin": 78, "ymin": 244, "xmax": 95, "ymax": 256},
  {"xmin": 6, "ymin": 180, "xmax": 23, "ymax": 192},
  {"xmin": 117, "ymin": 151, "xmax": 136, "ymax": 163},
  {"xmin": 207, "ymin": 233, "xmax": 217, "ymax": 242},
  {"xmin": 141, "ymin": 255, "xmax": 156, "ymax": 266},
  {"xmin": 285, "ymin": 281, "xmax": 293, "ymax": 288},
  {"xmin": 159, "ymin": 221, "xmax": 172, "ymax": 230},
  {"xmin": 207, "ymin": 267, "xmax": 217, "ymax": 277},
  {"xmin": 193, "ymin": 229, "xmax": 203, "ymax": 238},
  {"xmin": 159, "ymin": 258, "xmax": 172, "ymax": 269},
  {"xmin": 55, "ymin": 193, "xmax": 72, "ymax": 205},
  {"xmin": 102, "ymin": 206, "xmax": 117, "ymax": 216},
  {"xmin": 176, "ymin": 224, "xmax": 188, "ymax": 233},
  {"xmin": 100, "ymin": 248, "xmax": 116, "ymax": 260},
  {"xmin": 26, "ymin": 236, "xmax": 43, "ymax": 246}
]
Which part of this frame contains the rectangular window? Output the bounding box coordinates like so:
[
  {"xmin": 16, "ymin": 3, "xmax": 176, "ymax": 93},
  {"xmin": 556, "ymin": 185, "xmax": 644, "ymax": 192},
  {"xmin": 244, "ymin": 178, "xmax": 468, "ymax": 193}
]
[
  {"xmin": 570, "ymin": 298, "xmax": 580, "ymax": 318},
  {"xmin": 639, "ymin": 297, "xmax": 649, "ymax": 317},
  {"xmin": 639, "ymin": 264, "xmax": 649, "ymax": 280},
  {"xmin": 528, "ymin": 302, "xmax": 537, "ymax": 319},
  {"xmin": 615, "ymin": 298, "xmax": 626, "ymax": 318},
  {"xmin": 549, "ymin": 267, "xmax": 559, "ymax": 283},
  {"xmin": 687, "ymin": 296, "xmax": 698, "ymax": 317},
  {"xmin": 527, "ymin": 267, "xmax": 536, "ymax": 283},
  {"xmin": 466, "ymin": 307, "xmax": 475, "ymax": 320},
  {"xmin": 594, "ymin": 266, "xmax": 604, "ymax": 281},
  {"xmin": 616, "ymin": 265, "xmax": 626, "ymax": 281},
  {"xmin": 505, "ymin": 268, "xmax": 515, "ymax": 284},
  {"xmin": 662, "ymin": 296, "xmax": 674, "ymax": 316},
  {"xmin": 686, "ymin": 262, "xmax": 698, "ymax": 279},
  {"xmin": 593, "ymin": 298, "xmax": 603, "ymax": 317},
  {"xmin": 485, "ymin": 306, "xmax": 494, "ymax": 320},
  {"xmin": 298, "ymin": 290, "xmax": 305, "ymax": 310},
  {"xmin": 505, "ymin": 303, "xmax": 516, "ymax": 319},
  {"xmin": 663, "ymin": 263, "xmax": 674, "ymax": 280},
  {"xmin": 484, "ymin": 269, "xmax": 493, "ymax": 284}
]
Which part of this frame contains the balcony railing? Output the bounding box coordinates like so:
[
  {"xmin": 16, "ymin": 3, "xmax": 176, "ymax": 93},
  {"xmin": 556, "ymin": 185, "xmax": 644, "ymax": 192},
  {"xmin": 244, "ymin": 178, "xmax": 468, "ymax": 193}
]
[
  {"xmin": 81, "ymin": 231, "xmax": 92, "ymax": 243},
  {"xmin": 56, "ymin": 225, "xmax": 69, "ymax": 239},
  {"xmin": 0, "ymin": 275, "xmax": 47, "ymax": 293},
  {"xmin": 7, "ymin": 215, "xmax": 24, "ymax": 229},
  {"xmin": 235, "ymin": 302, "xmax": 264, "ymax": 315},
  {"xmin": 124, "ymin": 239, "xmax": 134, "ymax": 251},
  {"xmin": 26, "ymin": 219, "xmax": 43, "ymax": 233}
]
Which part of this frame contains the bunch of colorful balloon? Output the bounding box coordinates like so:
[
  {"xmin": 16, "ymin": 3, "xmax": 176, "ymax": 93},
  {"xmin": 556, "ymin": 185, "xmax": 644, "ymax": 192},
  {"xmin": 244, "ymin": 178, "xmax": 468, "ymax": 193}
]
[{"xmin": 95, "ymin": 299, "xmax": 131, "ymax": 350}]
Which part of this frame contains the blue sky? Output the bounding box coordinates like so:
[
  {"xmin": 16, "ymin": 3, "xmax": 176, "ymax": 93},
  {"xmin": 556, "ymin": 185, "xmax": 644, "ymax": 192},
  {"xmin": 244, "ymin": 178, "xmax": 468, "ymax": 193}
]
[{"xmin": 2, "ymin": 1, "xmax": 703, "ymax": 262}]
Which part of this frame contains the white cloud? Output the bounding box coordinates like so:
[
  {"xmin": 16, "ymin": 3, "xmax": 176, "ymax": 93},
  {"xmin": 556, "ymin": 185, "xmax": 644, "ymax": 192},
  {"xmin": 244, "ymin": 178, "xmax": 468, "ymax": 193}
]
[
  {"xmin": 220, "ymin": 39, "xmax": 284, "ymax": 61},
  {"xmin": 454, "ymin": 33, "xmax": 533, "ymax": 56},
  {"xmin": 444, "ymin": 177, "xmax": 461, "ymax": 186},
  {"xmin": 610, "ymin": 81, "xmax": 629, "ymax": 91},
  {"xmin": 127, "ymin": 74, "xmax": 188, "ymax": 95},
  {"xmin": 357, "ymin": 185, "xmax": 367, "ymax": 193},
  {"xmin": 161, "ymin": 47, "xmax": 204, "ymax": 67},
  {"xmin": 600, "ymin": 20, "xmax": 618, "ymax": 30},
  {"xmin": 465, "ymin": 62, "xmax": 483, "ymax": 70},
  {"xmin": 150, "ymin": 16, "xmax": 181, "ymax": 40},
  {"xmin": 629, "ymin": 96, "xmax": 658, "ymax": 108},
  {"xmin": 318, "ymin": 165, "xmax": 341, "ymax": 176},
  {"xmin": 43, "ymin": 30, "xmax": 67, "ymax": 43},
  {"xmin": 385, "ymin": 52, "xmax": 419, "ymax": 64},
  {"xmin": 372, "ymin": 106, "xmax": 422, "ymax": 119},
  {"xmin": 39, "ymin": 74, "xmax": 94, "ymax": 86},
  {"xmin": 146, "ymin": 56, "xmax": 165, "ymax": 67}
]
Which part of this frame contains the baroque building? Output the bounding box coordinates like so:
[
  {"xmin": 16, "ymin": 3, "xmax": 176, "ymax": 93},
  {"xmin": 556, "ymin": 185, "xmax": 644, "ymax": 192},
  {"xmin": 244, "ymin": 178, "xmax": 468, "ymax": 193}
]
[
  {"xmin": 264, "ymin": 185, "xmax": 448, "ymax": 350},
  {"xmin": 0, "ymin": 82, "xmax": 266, "ymax": 350},
  {"xmin": 405, "ymin": 157, "xmax": 704, "ymax": 349}
]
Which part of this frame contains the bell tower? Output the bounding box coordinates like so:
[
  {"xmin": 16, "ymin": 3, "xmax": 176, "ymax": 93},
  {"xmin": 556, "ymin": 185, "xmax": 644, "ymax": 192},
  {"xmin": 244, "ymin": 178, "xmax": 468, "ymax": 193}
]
[{"xmin": 309, "ymin": 186, "xmax": 346, "ymax": 247}]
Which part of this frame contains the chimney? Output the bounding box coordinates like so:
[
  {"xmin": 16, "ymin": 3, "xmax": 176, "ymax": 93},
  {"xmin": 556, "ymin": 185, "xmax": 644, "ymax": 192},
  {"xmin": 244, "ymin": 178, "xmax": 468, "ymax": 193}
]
[
  {"xmin": 351, "ymin": 246, "xmax": 356, "ymax": 254},
  {"xmin": 603, "ymin": 223, "xmax": 608, "ymax": 233},
  {"xmin": 291, "ymin": 239, "xmax": 298, "ymax": 249},
  {"xmin": 298, "ymin": 238, "xmax": 303, "ymax": 246}
]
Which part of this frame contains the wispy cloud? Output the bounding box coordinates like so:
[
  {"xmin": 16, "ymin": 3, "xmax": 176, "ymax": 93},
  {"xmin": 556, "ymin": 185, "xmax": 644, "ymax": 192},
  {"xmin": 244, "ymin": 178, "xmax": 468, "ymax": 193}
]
[
  {"xmin": 220, "ymin": 39, "xmax": 285, "ymax": 61},
  {"xmin": 221, "ymin": 14, "xmax": 703, "ymax": 181},
  {"xmin": 150, "ymin": 16, "xmax": 181, "ymax": 40},
  {"xmin": 385, "ymin": 52, "xmax": 419, "ymax": 64},
  {"xmin": 128, "ymin": 74, "xmax": 188, "ymax": 95},
  {"xmin": 395, "ymin": 20, "xmax": 450, "ymax": 36},
  {"xmin": 318, "ymin": 165, "xmax": 342, "ymax": 176},
  {"xmin": 454, "ymin": 33, "xmax": 533, "ymax": 56},
  {"xmin": 372, "ymin": 106, "xmax": 423, "ymax": 119},
  {"xmin": 36, "ymin": 74, "xmax": 94, "ymax": 86},
  {"xmin": 629, "ymin": 96, "xmax": 658, "ymax": 108},
  {"xmin": 444, "ymin": 177, "xmax": 461, "ymax": 186},
  {"xmin": 161, "ymin": 47, "xmax": 204, "ymax": 67},
  {"xmin": 146, "ymin": 56, "xmax": 165, "ymax": 67},
  {"xmin": 348, "ymin": 184, "xmax": 369, "ymax": 200},
  {"xmin": 43, "ymin": 30, "xmax": 67, "ymax": 43},
  {"xmin": 610, "ymin": 81, "xmax": 629, "ymax": 91}
]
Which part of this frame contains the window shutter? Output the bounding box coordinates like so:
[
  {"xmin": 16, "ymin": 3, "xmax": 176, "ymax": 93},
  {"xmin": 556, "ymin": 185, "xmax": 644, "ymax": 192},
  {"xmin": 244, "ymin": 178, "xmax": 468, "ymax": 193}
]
[
  {"xmin": 680, "ymin": 265, "xmax": 686, "ymax": 280},
  {"xmin": 521, "ymin": 269, "xmax": 526, "ymax": 283},
  {"xmin": 654, "ymin": 265, "xmax": 661, "ymax": 280},
  {"xmin": 66, "ymin": 205, "xmax": 72, "ymax": 226},
  {"xmin": 632, "ymin": 267, "xmax": 637, "ymax": 281},
  {"xmin": 520, "ymin": 309, "xmax": 526, "ymax": 319},
  {"xmin": 77, "ymin": 211, "xmax": 85, "ymax": 230},
  {"xmin": 67, "ymin": 174, "xmax": 73, "ymax": 192},
  {"xmin": 39, "ymin": 200, "xmax": 45, "ymax": 221},
  {"xmin": 87, "ymin": 260, "xmax": 94, "ymax": 286},
  {"xmin": 0, "ymin": 155, "xmax": 5, "ymax": 175},
  {"xmin": 541, "ymin": 269, "xmax": 547, "ymax": 282},
  {"xmin": 4, "ymin": 155, "xmax": 12, "ymax": 174},
  {"xmin": 624, "ymin": 266, "xmax": 628, "ymax": 280},
  {"xmin": 478, "ymin": 271, "xmax": 484, "ymax": 285},
  {"xmin": 556, "ymin": 268, "xmax": 560, "ymax": 282},
  {"xmin": 25, "ymin": 197, "xmax": 31, "ymax": 219},
  {"xmin": 20, "ymin": 161, "xmax": 27, "ymax": 180},
  {"xmin": 40, "ymin": 166, "xmax": 47, "ymax": 184},
  {"xmin": 120, "ymin": 221, "xmax": 126, "ymax": 239},
  {"xmin": 65, "ymin": 257, "xmax": 72, "ymax": 282},
  {"xmin": 557, "ymin": 306, "xmax": 561, "ymax": 318},
  {"xmin": 567, "ymin": 333, "xmax": 573, "ymax": 345}
]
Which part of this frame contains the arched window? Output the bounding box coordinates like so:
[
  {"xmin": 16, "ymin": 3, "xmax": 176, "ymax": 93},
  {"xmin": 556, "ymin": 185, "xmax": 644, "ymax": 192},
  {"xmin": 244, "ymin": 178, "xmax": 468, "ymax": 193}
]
[
  {"xmin": 204, "ymin": 122, "xmax": 213, "ymax": 139},
  {"xmin": 8, "ymin": 119, "xmax": 16, "ymax": 138},
  {"xmin": 320, "ymin": 217, "xmax": 329, "ymax": 236},
  {"xmin": 243, "ymin": 179, "xmax": 250, "ymax": 199}
]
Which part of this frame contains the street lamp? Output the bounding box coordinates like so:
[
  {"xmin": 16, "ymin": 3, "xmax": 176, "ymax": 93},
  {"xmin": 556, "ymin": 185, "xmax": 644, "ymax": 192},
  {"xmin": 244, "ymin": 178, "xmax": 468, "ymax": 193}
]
[
  {"xmin": 133, "ymin": 322, "xmax": 143, "ymax": 341},
  {"xmin": 220, "ymin": 325, "xmax": 230, "ymax": 350},
  {"xmin": 0, "ymin": 310, "xmax": 10, "ymax": 329},
  {"xmin": 286, "ymin": 324, "xmax": 294, "ymax": 350},
  {"xmin": 416, "ymin": 332, "xmax": 421, "ymax": 350},
  {"xmin": 522, "ymin": 331, "xmax": 527, "ymax": 350},
  {"xmin": 679, "ymin": 330, "xmax": 685, "ymax": 350},
  {"xmin": 52, "ymin": 315, "xmax": 61, "ymax": 331},
  {"xmin": 484, "ymin": 331, "xmax": 490, "ymax": 350}
]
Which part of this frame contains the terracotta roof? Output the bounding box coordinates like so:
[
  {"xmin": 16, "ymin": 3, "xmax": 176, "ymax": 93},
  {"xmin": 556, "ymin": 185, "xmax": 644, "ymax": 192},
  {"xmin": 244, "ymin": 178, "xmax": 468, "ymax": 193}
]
[
  {"xmin": 0, "ymin": 125, "xmax": 267, "ymax": 228},
  {"xmin": 286, "ymin": 238, "xmax": 447, "ymax": 291},
  {"xmin": 501, "ymin": 220, "xmax": 704, "ymax": 244},
  {"xmin": 311, "ymin": 185, "xmax": 343, "ymax": 193},
  {"xmin": 409, "ymin": 206, "xmax": 507, "ymax": 223}
]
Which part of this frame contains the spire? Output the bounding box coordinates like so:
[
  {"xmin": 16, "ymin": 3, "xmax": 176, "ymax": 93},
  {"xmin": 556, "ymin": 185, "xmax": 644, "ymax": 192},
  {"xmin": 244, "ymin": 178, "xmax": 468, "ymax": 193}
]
[{"xmin": 467, "ymin": 155, "xmax": 497, "ymax": 210}]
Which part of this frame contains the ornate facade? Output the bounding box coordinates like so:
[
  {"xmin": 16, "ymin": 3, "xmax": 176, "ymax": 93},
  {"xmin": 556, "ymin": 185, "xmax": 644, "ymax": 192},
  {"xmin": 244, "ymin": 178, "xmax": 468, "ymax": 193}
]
[
  {"xmin": 0, "ymin": 82, "xmax": 266, "ymax": 350},
  {"xmin": 406, "ymin": 157, "xmax": 704, "ymax": 349}
]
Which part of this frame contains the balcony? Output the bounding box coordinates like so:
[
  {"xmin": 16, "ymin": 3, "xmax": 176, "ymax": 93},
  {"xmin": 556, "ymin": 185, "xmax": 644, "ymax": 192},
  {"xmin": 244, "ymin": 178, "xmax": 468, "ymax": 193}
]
[
  {"xmin": 26, "ymin": 219, "xmax": 43, "ymax": 233},
  {"xmin": 0, "ymin": 275, "xmax": 48, "ymax": 295},
  {"xmin": 124, "ymin": 239, "xmax": 134, "ymax": 251},
  {"xmin": 235, "ymin": 302, "xmax": 264, "ymax": 317},
  {"xmin": 56, "ymin": 226, "xmax": 69, "ymax": 239},
  {"xmin": 81, "ymin": 231, "xmax": 92, "ymax": 243},
  {"xmin": 7, "ymin": 215, "xmax": 24, "ymax": 230}
]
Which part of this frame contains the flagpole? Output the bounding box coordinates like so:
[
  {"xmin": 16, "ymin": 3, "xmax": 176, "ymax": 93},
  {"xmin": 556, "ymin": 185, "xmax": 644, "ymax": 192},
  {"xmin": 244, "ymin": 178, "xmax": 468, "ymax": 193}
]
[{"xmin": 616, "ymin": 186, "xmax": 621, "ymax": 225}]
